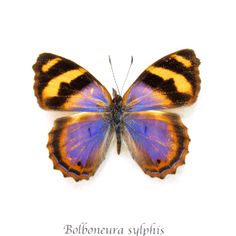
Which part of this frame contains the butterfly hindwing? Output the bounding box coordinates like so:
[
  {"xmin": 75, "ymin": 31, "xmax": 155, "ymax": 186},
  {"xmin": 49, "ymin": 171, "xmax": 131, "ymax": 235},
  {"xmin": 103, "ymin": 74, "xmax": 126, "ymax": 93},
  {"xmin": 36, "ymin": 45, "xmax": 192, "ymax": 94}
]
[
  {"xmin": 123, "ymin": 111, "xmax": 189, "ymax": 179},
  {"xmin": 47, "ymin": 112, "xmax": 114, "ymax": 181},
  {"xmin": 33, "ymin": 53, "xmax": 112, "ymax": 112},
  {"xmin": 122, "ymin": 49, "xmax": 200, "ymax": 111}
]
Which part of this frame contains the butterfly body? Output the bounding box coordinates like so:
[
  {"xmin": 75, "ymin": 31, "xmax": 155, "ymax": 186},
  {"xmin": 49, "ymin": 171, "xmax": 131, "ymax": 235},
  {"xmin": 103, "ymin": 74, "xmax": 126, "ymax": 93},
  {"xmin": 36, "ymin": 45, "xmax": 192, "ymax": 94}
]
[
  {"xmin": 110, "ymin": 88, "xmax": 124, "ymax": 154},
  {"xmin": 33, "ymin": 49, "xmax": 200, "ymax": 181}
]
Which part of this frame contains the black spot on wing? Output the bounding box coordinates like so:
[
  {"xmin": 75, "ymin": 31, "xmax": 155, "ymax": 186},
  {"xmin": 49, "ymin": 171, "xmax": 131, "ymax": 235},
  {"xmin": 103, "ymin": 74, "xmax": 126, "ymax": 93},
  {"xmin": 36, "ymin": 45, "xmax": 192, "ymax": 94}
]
[
  {"xmin": 144, "ymin": 126, "xmax": 148, "ymax": 135},
  {"xmin": 88, "ymin": 128, "xmax": 92, "ymax": 137}
]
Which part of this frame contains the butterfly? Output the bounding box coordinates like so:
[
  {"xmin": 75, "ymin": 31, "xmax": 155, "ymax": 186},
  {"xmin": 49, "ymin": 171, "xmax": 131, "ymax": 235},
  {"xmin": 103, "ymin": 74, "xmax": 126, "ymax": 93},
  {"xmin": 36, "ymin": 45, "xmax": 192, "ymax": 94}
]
[{"xmin": 33, "ymin": 49, "xmax": 200, "ymax": 181}]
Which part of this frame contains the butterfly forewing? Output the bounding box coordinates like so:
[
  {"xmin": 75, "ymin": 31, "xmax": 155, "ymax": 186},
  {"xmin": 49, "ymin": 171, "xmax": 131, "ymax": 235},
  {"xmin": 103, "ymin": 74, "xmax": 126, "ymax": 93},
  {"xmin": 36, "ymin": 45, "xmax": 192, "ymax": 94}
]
[
  {"xmin": 33, "ymin": 53, "xmax": 112, "ymax": 112},
  {"xmin": 122, "ymin": 49, "xmax": 200, "ymax": 111}
]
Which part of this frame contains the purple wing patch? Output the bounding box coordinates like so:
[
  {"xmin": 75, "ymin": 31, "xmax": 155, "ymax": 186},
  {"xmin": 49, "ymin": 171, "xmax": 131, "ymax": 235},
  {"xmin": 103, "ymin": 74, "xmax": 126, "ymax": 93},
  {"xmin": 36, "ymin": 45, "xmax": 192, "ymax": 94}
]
[
  {"xmin": 123, "ymin": 111, "xmax": 189, "ymax": 179},
  {"xmin": 48, "ymin": 112, "xmax": 114, "ymax": 181},
  {"xmin": 123, "ymin": 82, "xmax": 171, "ymax": 111},
  {"xmin": 124, "ymin": 112, "xmax": 170, "ymax": 162},
  {"xmin": 63, "ymin": 81, "xmax": 112, "ymax": 112}
]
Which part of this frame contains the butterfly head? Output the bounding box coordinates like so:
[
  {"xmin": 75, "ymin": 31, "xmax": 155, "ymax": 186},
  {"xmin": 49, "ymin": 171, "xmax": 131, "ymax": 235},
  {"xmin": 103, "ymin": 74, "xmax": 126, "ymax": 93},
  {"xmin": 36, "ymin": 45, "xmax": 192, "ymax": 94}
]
[{"xmin": 112, "ymin": 88, "xmax": 122, "ymax": 102}]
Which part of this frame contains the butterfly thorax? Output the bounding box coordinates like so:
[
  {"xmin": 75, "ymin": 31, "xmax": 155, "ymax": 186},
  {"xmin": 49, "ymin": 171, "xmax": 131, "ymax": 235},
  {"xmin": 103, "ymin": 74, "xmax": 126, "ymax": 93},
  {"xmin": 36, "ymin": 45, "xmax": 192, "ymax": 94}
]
[
  {"xmin": 110, "ymin": 89, "xmax": 123, "ymax": 154},
  {"xmin": 111, "ymin": 95, "xmax": 123, "ymax": 127}
]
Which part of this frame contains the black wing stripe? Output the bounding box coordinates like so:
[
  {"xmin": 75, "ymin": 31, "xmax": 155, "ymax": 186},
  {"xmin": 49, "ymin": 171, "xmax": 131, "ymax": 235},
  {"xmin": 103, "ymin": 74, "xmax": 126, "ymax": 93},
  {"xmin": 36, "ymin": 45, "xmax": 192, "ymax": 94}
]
[
  {"xmin": 33, "ymin": 54, "xmax": 80, "ymax": 99},
  {"xmin": 141, "ymin": 71, "xmax": 191, "ymax": 104},
  {"xmin": 153, "ymin": 54, "xmax": 200, "ymax": 94}
]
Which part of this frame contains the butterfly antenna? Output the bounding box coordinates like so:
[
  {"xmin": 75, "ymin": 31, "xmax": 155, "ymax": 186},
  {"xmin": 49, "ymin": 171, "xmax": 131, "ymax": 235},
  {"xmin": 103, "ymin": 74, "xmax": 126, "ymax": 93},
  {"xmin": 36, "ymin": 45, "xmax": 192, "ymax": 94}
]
[
  {"xmin": 108, "ymin": 56, "xmax": 121, "ymax": 95},
  {"xmin": 121, "ymin": 56, "xmax": 133, "ymax": 95}
]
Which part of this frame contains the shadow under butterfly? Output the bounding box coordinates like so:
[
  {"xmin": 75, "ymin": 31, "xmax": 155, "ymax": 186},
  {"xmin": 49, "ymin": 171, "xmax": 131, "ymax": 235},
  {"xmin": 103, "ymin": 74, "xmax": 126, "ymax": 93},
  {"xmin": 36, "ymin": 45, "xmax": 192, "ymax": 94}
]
[{"xmin": 33, "ymin": 49, "xmax": 201, "ymax": 181}]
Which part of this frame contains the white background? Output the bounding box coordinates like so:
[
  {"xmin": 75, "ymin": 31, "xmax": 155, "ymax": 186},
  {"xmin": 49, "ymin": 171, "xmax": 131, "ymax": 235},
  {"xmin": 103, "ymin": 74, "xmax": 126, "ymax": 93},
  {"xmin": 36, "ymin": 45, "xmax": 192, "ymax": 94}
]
[{"xmin": 0, "ymin": 0, "xmax": 235, "ymax": 235}]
